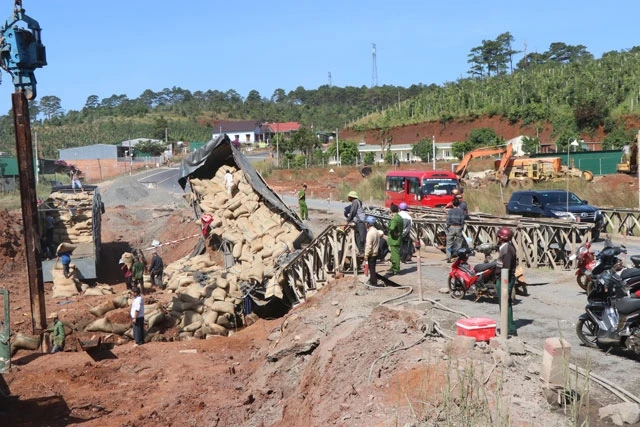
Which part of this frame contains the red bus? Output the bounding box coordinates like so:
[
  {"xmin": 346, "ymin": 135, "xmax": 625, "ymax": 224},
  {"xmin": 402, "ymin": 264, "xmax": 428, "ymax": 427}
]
[{"xmin": 384, "ymin": 170, "xmax": 460, "ymax": 208}]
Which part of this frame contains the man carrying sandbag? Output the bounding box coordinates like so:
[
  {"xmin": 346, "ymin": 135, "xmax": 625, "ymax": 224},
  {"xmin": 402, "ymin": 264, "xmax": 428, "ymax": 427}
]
[{"xmin": 48, "ymin": 312, "xmax": 65, "ymax": 353}]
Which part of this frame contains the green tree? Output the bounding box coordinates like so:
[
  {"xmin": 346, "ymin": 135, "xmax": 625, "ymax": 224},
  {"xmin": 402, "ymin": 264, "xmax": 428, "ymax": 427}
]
[
  {"xmin": 468, "ymin": 128, "xmax": 499, "ymax": 146},
  {"xmin": 135, "ymin": 140, "xmax": 166, "ymax": 156},
  {"xmin": 325, "ymin": 140, "xmax": 359, "ymax": 165},
  {"xmin": 84, "ymin": 95, "xmax": 100, "ymax": 109},
  {"xmin": 363, "ymin": 152, "xmax": 375, "ymax": 165},
  {"xmin": 39, "ymin": 95, "xmax": 63, "ymax": 119},
  {"xmin": 521, "ymin": 136, "xmax": 540, "ymax": 155},
  {"xmin": 412, "ymin": 137, "xmax": 433, "ymax": 162},
  {"xmin": 154, "ymin": 116, "xmax": 169, "ymax": 141}
]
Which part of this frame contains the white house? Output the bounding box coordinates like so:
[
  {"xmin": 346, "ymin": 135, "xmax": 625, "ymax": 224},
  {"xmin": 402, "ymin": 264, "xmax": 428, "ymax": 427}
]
[{"xmin": 211, "ymin": 121, "xmax": 261, "ymax": 145}]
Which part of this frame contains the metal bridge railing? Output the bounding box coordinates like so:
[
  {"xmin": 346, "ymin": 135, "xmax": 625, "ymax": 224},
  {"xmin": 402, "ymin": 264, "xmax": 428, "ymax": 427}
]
[{"xmin": 600, "ymin": 207, "xmax": 640, "ymax": 236}]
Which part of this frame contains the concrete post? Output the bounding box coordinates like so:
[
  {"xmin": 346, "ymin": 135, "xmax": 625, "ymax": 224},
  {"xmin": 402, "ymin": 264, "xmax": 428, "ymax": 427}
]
[{"xmin": 540, "ymin": 337, "xmax": 572, "ymax": 387}]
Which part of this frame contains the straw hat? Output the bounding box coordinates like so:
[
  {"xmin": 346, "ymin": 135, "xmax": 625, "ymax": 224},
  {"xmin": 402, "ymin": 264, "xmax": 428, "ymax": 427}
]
[
  {"xmin": 347, "ymin": 191, "xmax": 359, "ymax": 199},
  {"xmin": 48, "ymin": 312, "xmax": 58, "ymax": 319}
]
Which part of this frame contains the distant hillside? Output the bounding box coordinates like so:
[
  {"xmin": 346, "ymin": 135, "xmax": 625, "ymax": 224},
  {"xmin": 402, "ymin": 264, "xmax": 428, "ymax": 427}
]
[{"xmin": 347, "ymin": 46, "xmax": 640, "ymax": 150}]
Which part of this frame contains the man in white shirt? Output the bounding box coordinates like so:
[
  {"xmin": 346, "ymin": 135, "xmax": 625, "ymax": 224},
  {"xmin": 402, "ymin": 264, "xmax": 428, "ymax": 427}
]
[
  {"xmin": 224, "ymin": 169, "xmax": 235, "ymax": 197},
  {"xmin": 130, "ymin": 287, "xmax": 145, "ymax": 346}
]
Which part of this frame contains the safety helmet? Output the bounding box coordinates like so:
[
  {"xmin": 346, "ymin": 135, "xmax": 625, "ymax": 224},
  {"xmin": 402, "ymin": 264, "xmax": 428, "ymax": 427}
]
[
  {"xmin": 497, "ymin": 227, "xmax": 514, "ymax": 242},
  {"xmin": 398, "ymin": 202, "xmax": 408, "ymax": 211},
  {"xmin": 365, "ymin": 216, "xmax": 376, "ymax": 225}
]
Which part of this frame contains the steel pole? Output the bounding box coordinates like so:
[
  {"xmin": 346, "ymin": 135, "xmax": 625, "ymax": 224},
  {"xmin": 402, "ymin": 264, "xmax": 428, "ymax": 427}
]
[
  {"xmin": 12, "ymin": 92, "xmax": 46, "ymax": 336},
  {"xmin": 432, "ymin": 136, "xmax": 436, "ymax": 170}
]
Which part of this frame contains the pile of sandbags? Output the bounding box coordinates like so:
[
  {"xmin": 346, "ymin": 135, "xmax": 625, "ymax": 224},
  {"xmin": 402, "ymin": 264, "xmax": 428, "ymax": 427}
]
[
  {"xmin": 51, "ymin": 264, "xmax": 85, "ymax": 299},
  {"xmin": 45, "ymin": 191, "xmax": 95, "ymax": 244},
  {"xmin": 78, "ymin": 165, "xmax": 305, "ymax": 343},
  {"xmin": 161, "ymin": 166, "xmax": 303, "ymax": 336}
]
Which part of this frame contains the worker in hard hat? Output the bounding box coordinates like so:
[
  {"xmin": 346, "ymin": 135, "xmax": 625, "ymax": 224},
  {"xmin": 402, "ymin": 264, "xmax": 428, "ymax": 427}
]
[
  {"xmin": 345, "ymin": 191, "xmax": 366, "ymax": 255},
  {"xmin": 48, "ymin": 312, "xmax": 65, "ymax": 353}
]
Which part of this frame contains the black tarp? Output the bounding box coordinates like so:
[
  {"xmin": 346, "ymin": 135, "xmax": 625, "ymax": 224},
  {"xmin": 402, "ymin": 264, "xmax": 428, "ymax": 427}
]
[{"xmin": 178, "ymin": 134, "xmax": 313, "ymax": 245}]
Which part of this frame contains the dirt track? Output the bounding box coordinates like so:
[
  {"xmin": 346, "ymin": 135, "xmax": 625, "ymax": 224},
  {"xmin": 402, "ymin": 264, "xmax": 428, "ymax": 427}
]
[{"xmin": 0, "ymin": 170, "xmax": 636, "ymax": 426}]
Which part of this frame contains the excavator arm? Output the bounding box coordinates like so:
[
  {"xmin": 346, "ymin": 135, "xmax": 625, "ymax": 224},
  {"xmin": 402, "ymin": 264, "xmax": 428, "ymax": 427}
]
[{"xmin": 455, "ymin": 144, "xmax": 511, "ymax": 178}]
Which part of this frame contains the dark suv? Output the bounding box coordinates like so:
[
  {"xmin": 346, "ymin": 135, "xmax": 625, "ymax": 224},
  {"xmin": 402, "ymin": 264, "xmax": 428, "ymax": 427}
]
[{"xmin": 506, "ymin": 190, "xmax": 604, "ymax": 239}]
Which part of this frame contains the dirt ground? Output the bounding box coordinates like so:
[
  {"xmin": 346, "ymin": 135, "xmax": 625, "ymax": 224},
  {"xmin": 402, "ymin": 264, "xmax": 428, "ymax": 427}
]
[{"xmin": 0, "ymin": 170, "xmax": 634, "ymax": 426}]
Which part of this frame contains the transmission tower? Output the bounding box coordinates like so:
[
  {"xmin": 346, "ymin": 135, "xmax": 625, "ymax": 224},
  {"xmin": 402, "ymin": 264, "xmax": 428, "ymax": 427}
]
[
  {"xmin": 328, "ymin": 72, "xmax": 332, "ymax": 87},
  {"xmin": 371, "ymin": 43, "xmax": 378, "ymax": 87}
]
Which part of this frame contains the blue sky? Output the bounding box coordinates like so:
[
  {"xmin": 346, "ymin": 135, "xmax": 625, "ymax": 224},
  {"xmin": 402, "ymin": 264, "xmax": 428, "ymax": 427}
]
[{"xmin": 0, "ymin": 0, "xmax": 638, "ymax": 115}]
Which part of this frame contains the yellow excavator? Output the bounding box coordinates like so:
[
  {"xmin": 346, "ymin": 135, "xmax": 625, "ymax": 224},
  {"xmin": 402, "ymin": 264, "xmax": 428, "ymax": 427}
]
[
  {"xmin": 455, "ymin": 144, "xmax": 593, "ymax": 188},
  {"xmin": 616, "ymin": 134, "xmax": 638, "ymax": 174}
]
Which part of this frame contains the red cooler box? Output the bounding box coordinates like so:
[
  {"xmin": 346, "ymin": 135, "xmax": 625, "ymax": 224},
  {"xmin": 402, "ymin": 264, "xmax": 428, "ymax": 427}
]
[{"xmin": 456, "ymin": 317, "xmax": 496, "ymax": 341}]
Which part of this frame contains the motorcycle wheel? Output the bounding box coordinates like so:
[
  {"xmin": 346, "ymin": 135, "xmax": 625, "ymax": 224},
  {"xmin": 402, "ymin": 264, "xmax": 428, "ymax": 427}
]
[
  {"xmin": 576, "ymin": 274, "xmax": 590, "ymax": 291},
  {"xmin": 576, "ymin": 318, "xmax": 599, "ymax": 348},
  {"xmin": 447, "ymin": 276, "xmax": 466, "ymax": 300}
]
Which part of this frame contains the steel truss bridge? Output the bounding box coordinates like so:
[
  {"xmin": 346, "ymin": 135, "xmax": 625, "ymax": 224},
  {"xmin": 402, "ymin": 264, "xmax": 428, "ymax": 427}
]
[{"xmin": 277, "ymin": 205, "xmax": 640, "ymax": 307}]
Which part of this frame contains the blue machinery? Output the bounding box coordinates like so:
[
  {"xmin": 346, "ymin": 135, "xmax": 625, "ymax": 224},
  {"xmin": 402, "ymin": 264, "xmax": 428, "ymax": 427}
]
[
  {"xmin": 0, "ymin": 0, "xmax": 46, "ymax": 369},
  {"xmin": 0, "ymin": 0, "xmax": 46, "ymax": 99}
]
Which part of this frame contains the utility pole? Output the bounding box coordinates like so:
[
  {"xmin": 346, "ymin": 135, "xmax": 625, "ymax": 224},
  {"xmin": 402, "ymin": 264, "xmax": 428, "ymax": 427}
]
[
  {"xmin": 432, "ymin": 136, "xmax": 436, "ymax": 170},
  {"xmin": 34, "ymin": 131, "xmax": 38, "ymax": 184},
  {"xmin": 13, "ymin": 92, "xmax": 46, "ymax": 335},
  {"xmin": 3, "ymin": 2, "xmax": 48, "ymax": 338},
  {"xmin": 371, "ymin": 43, "xmax": 378, "ymax": 88},
  {"xmin": 336, "ymin": 128, "xmax": 340, "ymax": 166}
]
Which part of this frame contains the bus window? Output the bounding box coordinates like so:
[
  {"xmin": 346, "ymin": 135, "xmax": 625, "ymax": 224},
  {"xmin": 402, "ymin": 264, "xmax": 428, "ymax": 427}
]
[
  {"xmin": 385, "ymin": 176, "xmax": 405, "ymax": 192},
  {"xmin": 407, "ymin": 177, "xmax": 420, "ymax": 194}
]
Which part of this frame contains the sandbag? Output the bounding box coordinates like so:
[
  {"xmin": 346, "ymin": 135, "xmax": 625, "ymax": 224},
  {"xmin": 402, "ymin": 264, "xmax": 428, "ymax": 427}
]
[
  {"xmin": 211, "ymin": 287, "xmax": 227, "ymax": 301},
  {"xmin": 181, "ymin": 320, "xmax": 203, "ymax": 333},
  {"xmin": 210, "ymin": 300, "xmax": 235, "ymax": 315},
  {"xmin": 203, "ymin": 310, "xmax": 219, "ymax": 327},
  {"xmin": 12, "ymin": 333, "xmax": 40, "ymax": 352},
  {"xmin": 112, "ymin": 293, "xmax": 130, "ymax": 308},
  {"xmin": 204, "ymin": 323, "xmax": 229, "ymax": 337},
  {"xmin": 85, "ymin": 317, "xmax": 113, "ymax": 333},
  {"xmin": 147, "ymin": 311, "xmax": 166, "ymax": 329},
  {"xmin": 89, "ymin": 300, "xmax": 116, "ymax": 317},
  {"xmin": 112, "ymin": 323, "xmax": 130, "ymax": 335}
]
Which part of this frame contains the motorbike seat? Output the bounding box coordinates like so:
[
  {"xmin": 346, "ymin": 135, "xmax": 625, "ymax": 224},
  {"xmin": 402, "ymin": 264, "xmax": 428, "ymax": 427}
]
[
  {"xmin": 474, "ymin": 261, "xmax": 497, "ymax": 273},
  {"xmin": 615, "ymin": 297, "xmax": 640, "ymax": 315},
  {"xmin": 620, "ymin": 268, "xmax": 640, "ymax": 281},
  {"xmin": 631, "ymin": 255, "xmax": 640, "ymax": 268}
]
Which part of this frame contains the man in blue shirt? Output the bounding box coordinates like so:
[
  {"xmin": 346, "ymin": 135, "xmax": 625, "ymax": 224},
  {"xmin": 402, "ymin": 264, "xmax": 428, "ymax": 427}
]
[{"xmin": 56, "ymin": 245, "xmax": 72, "ymax": 278}]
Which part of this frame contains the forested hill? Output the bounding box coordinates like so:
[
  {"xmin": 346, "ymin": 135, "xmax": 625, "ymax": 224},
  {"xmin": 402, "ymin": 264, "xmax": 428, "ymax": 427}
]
[
  {"xmin": 1, "ymin": 35, "xmax": 639, "ymax": 157},
  {"xmin": 0, "ymin": 85, "xmax": 424, "ymax": 157},
  {"xmin": 352, "ymin": 39, "xmax": 640, "ymax": 151}
]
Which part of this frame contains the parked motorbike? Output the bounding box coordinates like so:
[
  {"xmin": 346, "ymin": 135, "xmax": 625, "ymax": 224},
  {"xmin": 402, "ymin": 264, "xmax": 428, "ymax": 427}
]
[
  {"xmin": 570, "ymin": 238, "xmax": 627, "ymax": 294},
  {"xmin": 576, "ymin": 270, "xmax": 640, "ymax": 353},
  {"xmin": 447, "ymin": 246, "xmax": 498, "ymax": 301},
  {"xmin": 569, "ymin": 241, "xmax": 597, "ymax": 291}
]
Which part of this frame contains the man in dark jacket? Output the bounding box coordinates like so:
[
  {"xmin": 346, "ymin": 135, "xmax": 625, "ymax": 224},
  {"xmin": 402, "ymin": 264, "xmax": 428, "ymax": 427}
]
[
  {"xmin": 496, "ymin": 227, "xmax": 518, "ymax": 336},
  {"xmin": 445, "ymin": 198, "xmax": 466, "ymax": 262},
  {"xmin": 149, "ymin": 251, "xmax": 164, "ymax": 288},
  {"xmin": 345, "ymin": 191, "xmax": 366, "ymax": 254}
]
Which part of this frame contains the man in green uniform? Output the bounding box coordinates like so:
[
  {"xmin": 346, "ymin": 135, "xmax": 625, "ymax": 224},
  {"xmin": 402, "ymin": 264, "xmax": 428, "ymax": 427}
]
[
  {"xmin": 132, "ymin": 256, "xmax": 145, "ymax": 293},
  {"xmin": 48, "ymin": 312, "xmax": 65, "ymax": 353},
  {"xmin": 298, "ymin": 183, "xmax": 308, "ymax": 220},
  {"xmin": 387, "ymin": 203, "xmax": 404, "ymax": 276}
]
